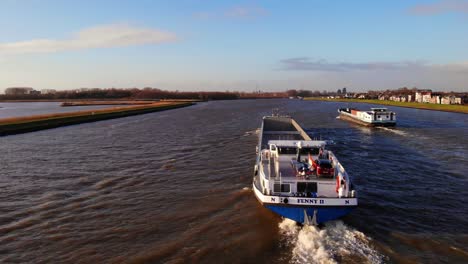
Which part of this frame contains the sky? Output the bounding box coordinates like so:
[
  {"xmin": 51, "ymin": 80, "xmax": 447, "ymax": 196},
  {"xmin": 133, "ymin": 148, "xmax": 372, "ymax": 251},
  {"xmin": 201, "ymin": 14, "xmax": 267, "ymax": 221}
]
[{"xmin": 0, "ymin": 0, "xmax": 467, "ymax": 93}]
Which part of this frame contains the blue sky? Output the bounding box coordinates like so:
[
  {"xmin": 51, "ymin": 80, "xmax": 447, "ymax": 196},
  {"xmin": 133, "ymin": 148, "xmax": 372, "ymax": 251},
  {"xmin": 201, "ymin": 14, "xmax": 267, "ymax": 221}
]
[{"xmin": 0, "ymin": 0, "xmax": 467, "ymax": 92}]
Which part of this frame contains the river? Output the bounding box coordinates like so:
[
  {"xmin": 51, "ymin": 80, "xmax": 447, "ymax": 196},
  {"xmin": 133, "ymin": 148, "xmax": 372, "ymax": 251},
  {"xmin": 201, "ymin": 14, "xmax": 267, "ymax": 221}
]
[{"xmin": 0, "ymin": 99, "xmax": 467, "ymax": 263}]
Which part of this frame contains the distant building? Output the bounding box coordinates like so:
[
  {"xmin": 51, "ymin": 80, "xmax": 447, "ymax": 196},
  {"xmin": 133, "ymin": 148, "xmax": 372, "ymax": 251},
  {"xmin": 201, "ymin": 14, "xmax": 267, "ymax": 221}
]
[
  {"xmin": 30, "ymin": 90, "xmax": 41, "ymax": 95},
  {"xmin": 378, "ymin": 94, "xmax": 389, "ymax": 101},
  {"xmin": 430, "ymin": 93, "xmax": 443, "ymax": 104},
  {"xmin": 447, "ymin": 95, "xmax": 462, "ymax": 105},
  {"xmin": 415, "ymin": 90, "xmax": 432, "ymax": 103},
  {"xmin": 422, "ymin": 94, "xmax": 431, "ymax": 103},
  {"xmin": 388, "ymin": 95, "xmax": 410, "ymax": 102},
  {"xmin": 41, "ymin": 89, "xmax": 57, "ymax": 94},
  {"xmin": 5, "ymin": 87, "xmax": 34, "ymax": 95},
  {"xmin": 441, "ymin": 96, "xmax": 451, "ymax": 105},
  {"xmin": 430, "ymin": 96, "xmax": 439, "ymax": 104}
]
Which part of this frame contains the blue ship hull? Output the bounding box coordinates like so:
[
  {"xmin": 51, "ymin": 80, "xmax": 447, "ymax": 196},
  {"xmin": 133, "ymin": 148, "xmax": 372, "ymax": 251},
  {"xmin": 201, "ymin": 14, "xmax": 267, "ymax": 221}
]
[{"xmin": 265, "ymin": 205, "xmax": 354, "ymax": 224}]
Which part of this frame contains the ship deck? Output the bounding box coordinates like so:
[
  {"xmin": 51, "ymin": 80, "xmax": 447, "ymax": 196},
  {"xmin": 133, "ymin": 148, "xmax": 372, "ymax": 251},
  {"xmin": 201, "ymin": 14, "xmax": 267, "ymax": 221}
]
[
  {"xmin": 261, "ymin": 131, "xmax": 303, "ymax": 149},
  {"xmin": 261, "ymin": 154, "xmax": 334, "ymax": 181},
  {"xmin": 260, "ymin": 116, "xmax": 311, "ymax": 149},
  {"xmin": 339, "ymin": 112, "xmax": 396, "ymax": 127},
  {"xmin": 259, "ymin": 116, "xmax": 331, "ymax": 181}
]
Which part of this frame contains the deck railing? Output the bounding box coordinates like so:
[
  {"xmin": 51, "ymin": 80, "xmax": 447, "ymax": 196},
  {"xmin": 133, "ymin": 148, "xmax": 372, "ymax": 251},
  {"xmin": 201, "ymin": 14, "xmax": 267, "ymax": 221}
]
[{"xmin": 328, "ymin": 151, "xmax": 350, "ymax": 197}]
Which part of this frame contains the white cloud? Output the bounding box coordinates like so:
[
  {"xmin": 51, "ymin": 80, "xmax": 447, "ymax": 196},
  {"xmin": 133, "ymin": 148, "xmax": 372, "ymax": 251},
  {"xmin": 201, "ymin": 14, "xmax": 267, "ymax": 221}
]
[
  {"xmin": 0, "ymin": 23, "xmax": 177, "ymax": 55},
  {"xmin": 279, "ymin": 57, "xmax": 468, "ymax": 74},
  {"xmin": 279, "ymin": 57, "xmax": 427, "ymax": 72},
  {"xmin": 276, "ymin": 57, "xmax": 468, "ymax": 91}
]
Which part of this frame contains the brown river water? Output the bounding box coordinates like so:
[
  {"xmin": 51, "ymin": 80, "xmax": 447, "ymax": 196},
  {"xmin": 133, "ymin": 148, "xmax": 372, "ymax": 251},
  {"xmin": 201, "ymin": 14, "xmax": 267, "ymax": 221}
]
[{"xmin": 0, "ymin": 99, "xmax": 467, "ymax": 263}]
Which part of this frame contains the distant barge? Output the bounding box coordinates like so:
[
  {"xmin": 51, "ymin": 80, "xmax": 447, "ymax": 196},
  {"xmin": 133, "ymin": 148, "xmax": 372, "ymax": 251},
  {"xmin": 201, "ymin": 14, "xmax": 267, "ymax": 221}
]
[{"xmin": 338, "ymin": 107, "xmax": 396, "ymax": 127}]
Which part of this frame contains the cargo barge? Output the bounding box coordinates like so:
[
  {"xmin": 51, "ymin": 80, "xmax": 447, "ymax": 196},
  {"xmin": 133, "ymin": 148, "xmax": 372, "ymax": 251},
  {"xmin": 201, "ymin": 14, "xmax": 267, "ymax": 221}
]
[
  {"xmin": 338, "ymin": 107, "xmax": 396, "ymax": 127},
  {"xmin": 252, "ymin": 115, "xmax": 357, "ymax": 225}
]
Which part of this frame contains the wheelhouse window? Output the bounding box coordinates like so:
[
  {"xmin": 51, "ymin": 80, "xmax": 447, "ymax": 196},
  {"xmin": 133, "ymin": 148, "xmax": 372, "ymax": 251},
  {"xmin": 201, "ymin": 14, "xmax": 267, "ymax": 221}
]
[
  {"xmin": 297, "ymin": 182, "xmax": 317, "ymax": 193},
  {"xmin": 300, "ymin": 147, "xmax": 320, "ymax": 155},
  {"xmin": 278, "ymin": 147, "xmax": 296, "ymax": 155},
  {"xmin": 274, "ymin": 184, "xmax": 290, "ymax": 193}
]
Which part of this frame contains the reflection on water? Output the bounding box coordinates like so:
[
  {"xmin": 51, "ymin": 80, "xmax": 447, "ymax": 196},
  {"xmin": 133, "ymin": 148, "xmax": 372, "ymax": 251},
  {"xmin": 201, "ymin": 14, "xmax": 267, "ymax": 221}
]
[{"xmin": 0, "ymin": 99, "xmax": 467, "ymax": 263}]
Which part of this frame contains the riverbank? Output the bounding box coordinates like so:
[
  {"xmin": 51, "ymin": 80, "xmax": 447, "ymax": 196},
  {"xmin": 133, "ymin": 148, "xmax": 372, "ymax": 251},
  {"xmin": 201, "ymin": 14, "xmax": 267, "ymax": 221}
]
[
  {"xmin": 60, "ymin": 101, "xmax": 155, "ymax": 106},
  {"xmin": 61, "ymin": 99, "xmax": 201, "ymax": 106},
  {"xmin": 0, "ymin": 99, "xmax": 201, "ymax": 103},
  {"xmin": 0, "ymin": 102, "xmax": 193, "ymax": 136},
  {"xmin": 305, "ymin": 97, "xmax": 468, "ymax": 114}
]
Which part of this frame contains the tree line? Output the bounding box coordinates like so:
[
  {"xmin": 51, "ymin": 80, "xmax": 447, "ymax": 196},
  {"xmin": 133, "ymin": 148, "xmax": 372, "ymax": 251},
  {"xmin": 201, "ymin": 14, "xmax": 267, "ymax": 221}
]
[{"xmin": 0, "ymin": 88, "xmax": 289, "ymax": 101}]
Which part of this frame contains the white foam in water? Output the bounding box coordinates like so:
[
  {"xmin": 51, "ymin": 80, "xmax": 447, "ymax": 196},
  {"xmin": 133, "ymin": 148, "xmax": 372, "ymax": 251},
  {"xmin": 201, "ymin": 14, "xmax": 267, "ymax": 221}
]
[
  {"xmin": 279, "ymin": 219, "xmax": 384, "ymax": 264},
  {"xmin": 243, "ymin": 129, "xmax": 259, "ymax": 137},
  {"xmin": 376, "ymin": 126, "xmax": 408, "ymax": 136}
]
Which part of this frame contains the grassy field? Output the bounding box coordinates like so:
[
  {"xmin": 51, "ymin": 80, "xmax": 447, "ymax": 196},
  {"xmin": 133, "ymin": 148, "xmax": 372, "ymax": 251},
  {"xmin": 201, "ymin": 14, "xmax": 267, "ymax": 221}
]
[
  {"xmin": 0, "ymin": 102, "xmax": 194, "ymax": 136},
  {"xmin": 305, "ymin": 97, "xmax": 468, "ymax": 114}
]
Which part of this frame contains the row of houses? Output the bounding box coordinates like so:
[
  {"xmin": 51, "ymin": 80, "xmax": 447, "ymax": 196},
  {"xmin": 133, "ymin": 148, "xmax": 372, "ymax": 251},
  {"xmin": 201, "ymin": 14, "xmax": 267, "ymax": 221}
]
[
  {"xmin": 428, "ymin": 94, "xmax": 463, "ymax": 105},
  {"xmin": 4, "ymin": 87, "xmax": 57, "ymax": 95},
  {"xmin": 378, "ymin": 94, "xmax": 413, "ymax": 102},
  {"xmin": 377, "ymin": 90, "xmax": 464, "ymax": 105}
]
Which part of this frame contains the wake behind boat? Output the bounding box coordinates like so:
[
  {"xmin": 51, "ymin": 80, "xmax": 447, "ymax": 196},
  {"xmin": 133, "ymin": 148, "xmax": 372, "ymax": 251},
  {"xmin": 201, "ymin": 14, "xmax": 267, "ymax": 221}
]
[
  {"xmin": 338, "ymin": 107, "xmax": 396, "ymax": 127},
  {"xmin": 252, "ymin": 115, "xmax": 357, "ymax": 225}
]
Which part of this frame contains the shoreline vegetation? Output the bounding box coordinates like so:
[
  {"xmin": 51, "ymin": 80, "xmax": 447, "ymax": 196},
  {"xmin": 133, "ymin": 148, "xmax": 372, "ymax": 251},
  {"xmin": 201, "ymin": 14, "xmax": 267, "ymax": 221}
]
[
  {"xmin": 305, "ymin": 97, "xmax": 468, "ymax": 114},
  {"xmin": 60, "ymin": 100, "xmax": 157, "ymax": 106},
  {"xmin": 62, "ymin": 99, "xmax": 201, "ymax": 106},
  {"xmin": 61, "ymin": 102, "xmax": 151, "ymax": 106},
  {"xmin": 0, "ymin": 99, "xmax": 201, "ymax": 103},
  {"xmin": 0, "ymin": 87, "xmax": 284, "ymax": 101},
  {"xmin": 0, "ymin": 101, "xmax": 194, "ymax": 136},
  {"xmin": 59, "ymin": 99, "xmax": 200, "ymax": 106}
]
